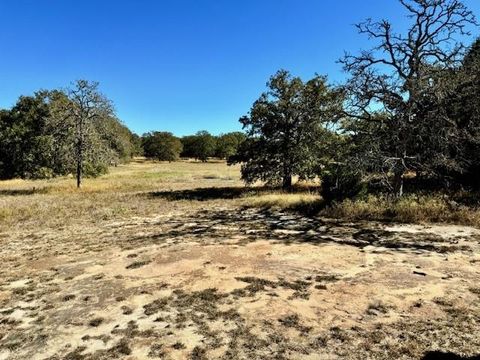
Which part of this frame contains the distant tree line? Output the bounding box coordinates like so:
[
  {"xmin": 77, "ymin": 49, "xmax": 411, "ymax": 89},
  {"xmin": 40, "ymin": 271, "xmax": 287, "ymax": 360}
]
[
  {"xmin": 0, "ymin": 77, "xmax": 246, "ymax": 185},
  {"xmin": 231, "ymin": 0, "xmax": 480, "ymax": 198},
  {"xmin": 0, "ymin": 80, "xmax": 141, "ymax": 185},
  {"xmin": 141, "ymin": 130, "xmax": 246, "ymax": 162}
]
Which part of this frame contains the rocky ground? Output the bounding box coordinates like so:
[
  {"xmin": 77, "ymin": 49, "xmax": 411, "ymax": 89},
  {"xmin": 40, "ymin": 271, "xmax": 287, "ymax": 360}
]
[
  {"xmin": 1, "ymin": 161, "xmax": 480, "ymax": 359},
  {"xmin": 1, "ymin": 203, "xmax": 480, "ymax": 359}
]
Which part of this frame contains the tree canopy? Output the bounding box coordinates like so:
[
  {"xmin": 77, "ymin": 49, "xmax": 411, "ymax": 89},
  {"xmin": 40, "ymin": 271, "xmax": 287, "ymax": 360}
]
[
  {"xmin": 340, "ymin": 0, "xmax": 477, "ymax": 196},
  {"xmin": 230, "ymin": 70, "xmax": 343, "ymax": 189},
  {"xmin": 142, "ymin": 132, "xmax": 183, "ymax": 161},
  {"xmin": 0, "ymin": 84, "xmax": 138, "ymax": 181}
]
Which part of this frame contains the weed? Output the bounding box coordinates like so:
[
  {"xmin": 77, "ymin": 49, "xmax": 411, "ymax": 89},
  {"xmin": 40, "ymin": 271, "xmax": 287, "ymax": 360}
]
[
  {"xmin": 63, "ymin": 294, "xmax": 76, "ymax": 302},
  {"xmin": 172, "ymin": 341, "xmax": 186, "ymax": 350},
  {"xmin": 121, "ymin": 305, "xmax": 133, "ymax": 315},
  {"xmin": 148, "ymin": 343, "xmax": 165, "ymax": 358},
  {"xmin": 143, "ymin": 298, "xmax": 168, "ymax": 316},
  {"xmin": 191, "ymin": 346, "xmax": 207, "ymax": 360},
  {"xmin": 126, "ymin": 260, "xmax": 151, "ymax": 269},
  {"xmin": 88, "ymin": 317, "xmax": 104, "ymax": 327}
]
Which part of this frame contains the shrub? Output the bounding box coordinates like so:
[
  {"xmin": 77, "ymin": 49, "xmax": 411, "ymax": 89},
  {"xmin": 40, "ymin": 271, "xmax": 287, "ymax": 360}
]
[{"xmin": 320, "ymin": 165, "xmax": 366, "ymax": 203}]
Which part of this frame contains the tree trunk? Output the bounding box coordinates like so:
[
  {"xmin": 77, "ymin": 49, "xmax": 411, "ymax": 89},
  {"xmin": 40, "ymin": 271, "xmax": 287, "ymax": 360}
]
[
  {"xmin": 393, "ymin": 169, "xmax": 404, "ymax": 197},
  {"xmin": 76, "ymin": 145, "xmax": 82, "ymax": 188},
  {"xmin": 76, "ymin": 159, "xmax": 82, "ymax": 188},
  {"xmin": 76, "ymin": 120, "xmax": 83, "ymax": 189},
  {"xmin": 282, "ymin": 174, "xmax": 292, "ymax": 190}
]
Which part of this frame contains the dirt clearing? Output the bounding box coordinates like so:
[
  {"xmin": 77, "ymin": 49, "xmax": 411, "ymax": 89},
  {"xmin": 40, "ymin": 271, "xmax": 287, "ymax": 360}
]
[{"xmin": 0, "ymin": 161, "xmax": 479, "ymax": 359}]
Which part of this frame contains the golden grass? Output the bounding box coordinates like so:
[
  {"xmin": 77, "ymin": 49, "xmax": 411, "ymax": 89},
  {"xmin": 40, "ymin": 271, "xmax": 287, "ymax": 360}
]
[
  {"xmin": 0, "ymin": 159, "xmax": 243, "ymax": 229},
  {"xmin": 1, "ymin": 159, "xmax": 479, "ymax": 230},
  {"xmin": 242, "ymin": 192, "xmax": 322, "ymax": 211},
  {"xmin": 0, "ymin": 160, "xmax": 241, "ymax": 195},
  {"xmin": 322, "ymin": 194, "xmax": 480, "ymax": 227}
]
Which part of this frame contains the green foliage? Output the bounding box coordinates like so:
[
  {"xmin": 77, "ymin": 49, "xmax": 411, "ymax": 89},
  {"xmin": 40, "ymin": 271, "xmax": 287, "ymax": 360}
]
[
  {"xmin": 320, "ymin": 166, "xmax": 365, "ymax": 203},
  {"xmin": 230, "ymin": 70, "xmax": 343, "ymax": 189},
  {"xmin": 95, "ymin": 116, "xmax": 138, "ymax": 163},
  {"xmin": 181, "ymin": 131, "xmax": 216, "ymax": 161},
  {"xmin": 0, "ymin": 93, "xmax": 56, "ymax": 179},
  {"xmin": 142, "ymin": 132, "xmax": 183, "ymax": 161},
  {"xmin": 130, "ymin": 133, "xmax": 144, "ymax": 157},
  {"xmin": 0, "ymin": 85, "xmax": 138, "ymax": 180},
  {"xmin": 215, "ymin": 132, "xmax": 246, "ymax": 159},
  {"xmin": 442, "ymin": 38, "xmax": 480, "ymax": 189}
]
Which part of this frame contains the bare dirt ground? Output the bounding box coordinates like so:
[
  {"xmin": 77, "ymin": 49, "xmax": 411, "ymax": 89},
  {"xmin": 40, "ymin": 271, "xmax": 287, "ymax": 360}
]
[{"xmin": 0, "ymin": 161, "xmax": 479, "ymax": 359}]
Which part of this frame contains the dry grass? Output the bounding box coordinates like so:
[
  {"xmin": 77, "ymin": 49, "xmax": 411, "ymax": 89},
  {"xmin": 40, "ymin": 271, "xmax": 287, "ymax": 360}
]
[
  {"xmin": 242, "ymin": 192, "xmax": 322, "ymax": 212},
  {"xmin": 2, "ymin": 160, "xmax": 479, "ymax": 229},
  {"xmin": 1, "ymin": 159, "xmax": 480, "ymax": 359},
  {"xmin": 0, "ymin": 159, "xmax": 242, "ymax": 229},
  {"xmin": 322, "ymin": 194, "xmax": 480, "ymax": 227}
]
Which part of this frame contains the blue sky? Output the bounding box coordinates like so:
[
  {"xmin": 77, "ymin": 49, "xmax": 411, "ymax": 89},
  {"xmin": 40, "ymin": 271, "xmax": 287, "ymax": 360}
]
[{"xmin": 0, "ymin": 0, "xmax": 479, "ymax": 136}]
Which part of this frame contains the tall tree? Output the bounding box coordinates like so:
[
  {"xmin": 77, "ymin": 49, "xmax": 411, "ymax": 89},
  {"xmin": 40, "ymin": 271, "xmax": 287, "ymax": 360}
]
[
  {"xmin": 142, "ymin": 131, "xmax": 183, "ymax": 161},
  {"xmin": 67, "ymin": 80, "xmax": 113, "ymax": 188},
  {"xmin": 181, "ymin": 131, "xmax": 216, "ymax": 161},
  {"xmin": 0, "ymin": 93, "xmax": 52, "ymax": 179},
  {"xmin": 341, "ymin": 0, "xmax": 477, "ymax": 196},
  {"xmin": 215, "ymin": 132, "xmax": 246, "ymax": 159},
  {"xmin": 230, "ymin": 70, "xmax": 343, "ymax": 189},
  {"xmin": 443, "ymin": 38, "xmax": 480, "ymax": 188}
]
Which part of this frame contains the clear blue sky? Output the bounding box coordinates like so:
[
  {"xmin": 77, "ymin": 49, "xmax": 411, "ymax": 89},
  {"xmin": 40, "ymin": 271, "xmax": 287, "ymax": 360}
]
[{"xmin": 0, "ymin": 1, "xmax": 479, "ymax": 136}]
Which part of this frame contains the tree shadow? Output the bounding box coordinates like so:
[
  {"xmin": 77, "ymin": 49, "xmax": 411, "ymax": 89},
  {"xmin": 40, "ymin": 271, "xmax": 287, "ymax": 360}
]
[
  {"xmin": 0, "ymin": 188, "xmax": 47, "ymax": 196},
  {"xmin": 147, "ymin": 186, "xmax": 320, "ymax": 201},
  {"xmin": 148, "ymin": 186, "xmax": 255, "ymax": 201},
  {"xmin": 122, "ymin": 207, "xmax": 471, "ymax": 254},
  {"xmin": 422, "ymin": 351, "xmax": 480, "ymax": 360}
]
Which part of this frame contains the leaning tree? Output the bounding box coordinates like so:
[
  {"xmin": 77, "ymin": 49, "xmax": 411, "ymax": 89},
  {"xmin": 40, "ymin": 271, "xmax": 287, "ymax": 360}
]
[{"xmin": 341, "ymin": 0, "xmax": 477, "ymax": 196}]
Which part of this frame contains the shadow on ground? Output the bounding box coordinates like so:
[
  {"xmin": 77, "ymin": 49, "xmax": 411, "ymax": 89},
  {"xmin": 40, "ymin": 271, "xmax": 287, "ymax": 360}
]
[
  {"xmin": 422, "ymin": 351, "xmax": 480, "ymax": 360},
  {"xmin": 0, "ymin": 188, "xmax": 48, "ymax": 196},
  {"xmin": 149, "ymin": 186, "xmax": 257, "ymax": 201},
  {"xmin": 123, "ymin": 207, "xmax": 473, "ymax": 254},
  {"xmin": 147, "ymin": 185, "xmax": 322, "ymax": 201}
]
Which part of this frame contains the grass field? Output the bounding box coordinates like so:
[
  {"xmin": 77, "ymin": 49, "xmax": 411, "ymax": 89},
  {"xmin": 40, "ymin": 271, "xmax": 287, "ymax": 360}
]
[{"xmin": 1, "ymin": 160, "xmax": 480, "ymax": 359}]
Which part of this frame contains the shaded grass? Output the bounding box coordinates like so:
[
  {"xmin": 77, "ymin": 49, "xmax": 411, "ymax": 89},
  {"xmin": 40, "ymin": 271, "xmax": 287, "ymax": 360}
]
[
  {"xmin": 1, "ymin": 159, "xmax": 479, "ymax": 230},
  {"xmin": 242, "ymin": 192, "xmax": 323, "ymax": 214},
  {"xmin": 241, "ymin": 190, "xmax": 480, "ymax": 227},
  {"xmin": 321, "ymin": 194, "xmax": 480, "ymax": 227}
]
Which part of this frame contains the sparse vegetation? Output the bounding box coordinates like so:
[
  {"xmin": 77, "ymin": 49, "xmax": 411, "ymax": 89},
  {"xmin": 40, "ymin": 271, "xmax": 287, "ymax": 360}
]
[
  {"xmin": 1, "ymin": 161, "xmax": 480, "ymax": 359},
  {"xmin": 321, "ymin": 194, "xmax": 480, "ymax": 227},
  {"xmin": 1, "ymin": 0, "xmax": 480, "ymax": 359}
]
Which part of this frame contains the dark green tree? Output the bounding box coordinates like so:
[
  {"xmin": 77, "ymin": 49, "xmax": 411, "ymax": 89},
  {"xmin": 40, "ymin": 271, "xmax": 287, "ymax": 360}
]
[
  {"xmin": 181, "ymin": 131, "xmax": 216, "ymax": 161},
  {"xmin": 230, "ymin": 70, "xmax": 343, "ymax": 189},
  {"xmin": 0, "ymin": 93, "xmax": 52, "ymax": 179},
  {"xmin": 341, "ymin": 0, "xmax": 477, "ymax": 196},
  {"xmin": 94, "ymin": 116, "xmax": 138, "ymax": 164},
  {"xmin": 441, "ymin": 38, "xmax": 480, "ymax": 188},
  {"xmin": 215, "ymin": 132, "xmax": 246, "ymax": 159},
  {"xmin": 0, "ymin": 83, "xmax": 138, "ymax": 181},
  {"xmin": 142, "ymin": 131, "xmax": 183, "ymax": 161},
  {"xmin": 130, "ymin": 133, "xmax": 144, "ymax": 157}
]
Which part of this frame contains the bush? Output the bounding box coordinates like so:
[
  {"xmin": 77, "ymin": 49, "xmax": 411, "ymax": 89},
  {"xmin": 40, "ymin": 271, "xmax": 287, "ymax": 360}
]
[
  {"xmin": 83, "ymin": 161, "xmax": 109, "ymax": 178},
  {"xmin": 320, "ymin": 166, "xmax": 366, "ymax": 203}
]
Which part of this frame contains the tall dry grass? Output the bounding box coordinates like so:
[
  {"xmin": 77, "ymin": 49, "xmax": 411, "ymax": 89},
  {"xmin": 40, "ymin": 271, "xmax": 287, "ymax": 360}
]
[
  {"xmin": 1, "ymin": 159, "xmax": 479, "ymax": 230},
  {"xmin": 320, "ymin": 194, "xmax": 480, "ymax": 227},
  {"xmin": 0, "ymin": 160, "xmax": 243, "ymax": 230}
]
